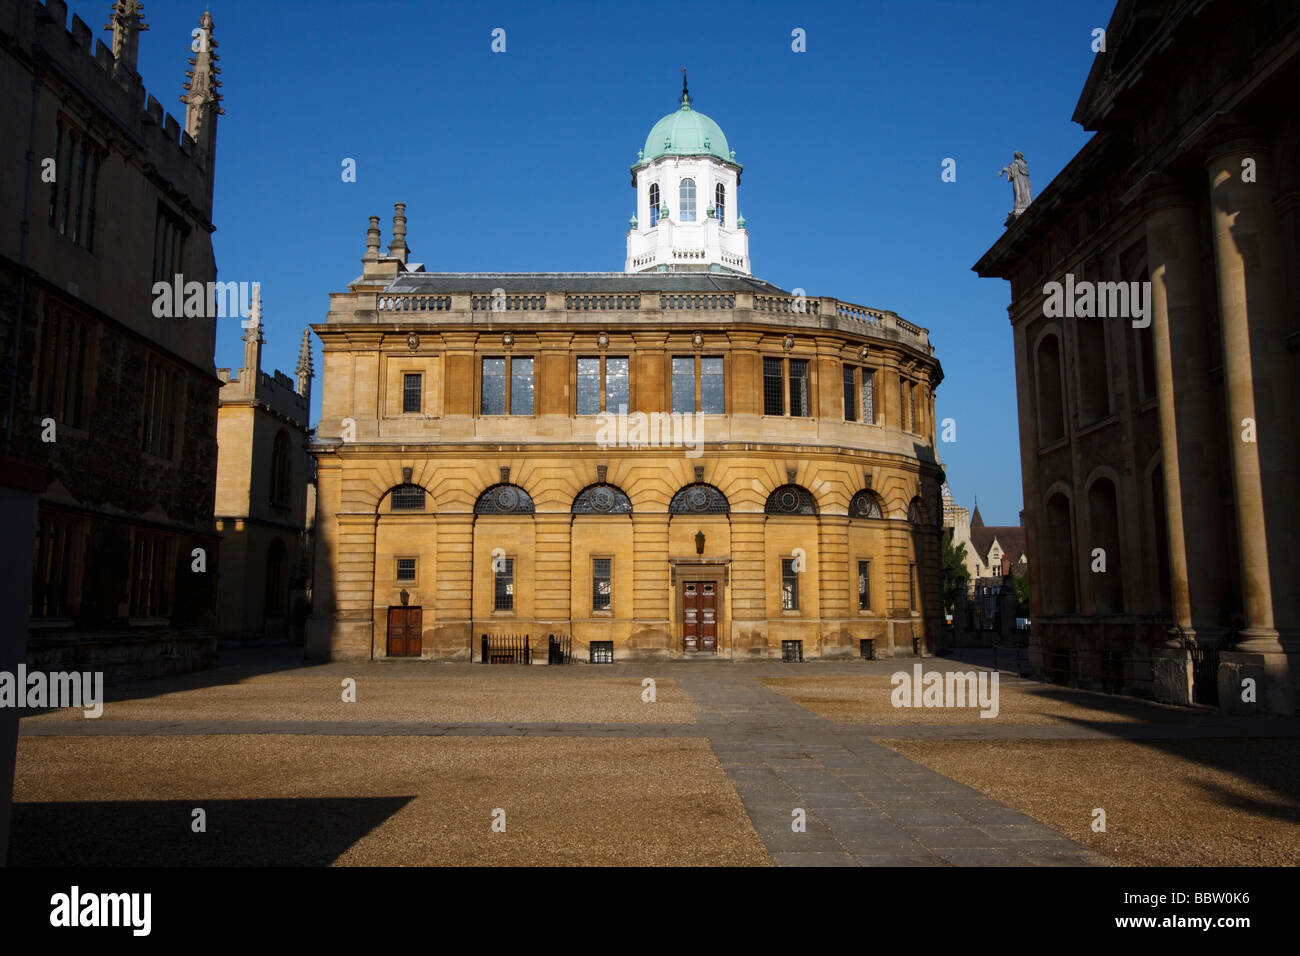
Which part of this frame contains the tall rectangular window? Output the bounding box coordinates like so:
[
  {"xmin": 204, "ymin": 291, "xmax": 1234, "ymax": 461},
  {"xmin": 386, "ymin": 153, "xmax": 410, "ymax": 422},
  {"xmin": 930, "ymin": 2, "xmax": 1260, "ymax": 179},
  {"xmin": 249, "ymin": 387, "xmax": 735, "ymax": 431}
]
[
  {"xmin": 862, "ymin": 368, "xmax": 875, "ymax": 424},
  {"xmin": 151, "ymin": 203, "xmax": 189, "ymax": 284},
  {"xmin": 130, "ymin": 530, "xmax": 173, "ymax": 618},
  {"xmin": 700, "ymin": 356, "xmax": 724, "ymax": 413},
  {"xmin": 31, "ymin": 512, "xmax": 82, "ymax": 618},
  {"xmin": 909, "ymin": 381, "xmax": 917, "ymax": 433},
  {"xmin": 592, "ymin": 557, "xmax": 611, "ymax": 611},
  {"xmin": 910, "ymin": 563, "xmax": 918, "ymax": 611},
  {"xmin": 671, "ymin": 357, "xmax": 695, "ymax": 414},
  {"xmin": 605, "ymin": 356, "xmax": 629, "ymax": 412},
  {"xmin": 141, "ymin": 357, "xmax": 181, "ymax": 459},
  {"xmin": 858, "ymin": 560, "xmax": 871, "ymax": 611},
  {"xmin": 781, "ymin": 558, "xmax": 799, "ymax": 611},
  {"xmin": 402, "ymin": 373, "xmax": 422, "ymax": 413},
  {"xmin": 843, "ymin": 365, "xmax": 856, "ymax": 421},
  {"xmin": 34, "ymin": 301, "xmax": 92, "ymax": 429},
  {"xmin": 577, "ymin": 357, "xmax": 601, "ymax": 414},
  {"xmin": 481, "ymin": 357, "xmax": 506, "ymax": 415},
  {"xmin": 578, "ymin": 355, "xmax": 629, "ymax": 414},
  {"xmin": 510, "ymin": 357, "xmax": 534, "ymax": 415},
  {"xmin": 494, "ymin": 557, "xmax": 514, "ymax": 611},
  {"xmin": 763, "ymin": 357, "xmax": 784, "ymax": 415},
  {"xmin": 49, "ymin": 121, "xmax": 101, "ymax": 252},
  {"xmin": 788, "ymin": 359, "xmax": 809, "ymax": 417}
]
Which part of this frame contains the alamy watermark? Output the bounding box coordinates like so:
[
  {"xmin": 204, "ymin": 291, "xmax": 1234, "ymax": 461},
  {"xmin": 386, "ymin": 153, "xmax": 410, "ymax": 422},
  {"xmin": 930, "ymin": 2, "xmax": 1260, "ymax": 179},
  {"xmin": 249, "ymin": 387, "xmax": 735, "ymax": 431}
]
[
  {"xmin": 151, "ymin": 275, "xmax": 260, "ymax": 319},
  {"xmin": 595, "ymin": 405, "xmax": 704, "ymax": 459},
  {"xmin": 0, "ymin": 665, "xmax": 103, "ymax": 717},
  {"xmin": 890, "ymin": 663, "xmax": 999, "ymax": 718},
  {"xmin": 1042, "ymin": 273, "xmax": 1151, "ymax": 328}
]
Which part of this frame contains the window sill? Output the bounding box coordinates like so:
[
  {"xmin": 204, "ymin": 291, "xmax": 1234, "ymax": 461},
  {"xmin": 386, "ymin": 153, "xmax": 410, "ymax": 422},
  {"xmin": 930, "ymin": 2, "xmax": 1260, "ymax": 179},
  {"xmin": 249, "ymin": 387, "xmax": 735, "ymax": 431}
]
[
  {"xmin": 30, "ymin": 617, "xmax": 74, "ymax": 630},
  {"xmin": 1037, "ymin": 436, "xmax": 1069, "ymax": 456},
  {"xmin": 1076, "ymin": 413, "xmax": 1119, "ymax": 439}
]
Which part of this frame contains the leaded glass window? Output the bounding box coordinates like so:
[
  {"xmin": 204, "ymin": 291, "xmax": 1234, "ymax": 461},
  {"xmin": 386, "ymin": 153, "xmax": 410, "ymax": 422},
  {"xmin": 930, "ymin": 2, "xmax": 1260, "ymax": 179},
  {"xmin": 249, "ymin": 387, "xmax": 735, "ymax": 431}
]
[
  {"xmin": 668, "ymin": 484, "xmax": 729, "ymax": 514},
  {"xmin": 765, "ymin": 484, "xmax": 817, "ymax": 515}
]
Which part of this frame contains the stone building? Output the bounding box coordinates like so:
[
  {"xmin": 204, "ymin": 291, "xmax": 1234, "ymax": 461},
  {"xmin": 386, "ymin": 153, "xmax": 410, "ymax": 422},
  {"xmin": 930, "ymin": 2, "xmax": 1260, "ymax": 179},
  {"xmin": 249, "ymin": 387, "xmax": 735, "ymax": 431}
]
[
  {"xmin": 941, "ymin": 487, "xmax": 1028, "ymax": 592},
  {"xmin": 0, "ymin": 1, "xmax": 225, "ymax": 680},
  {"xmin": 308, "ymin": 84, "xmax": 946, "ymax": 662},
  {"xmin": 214, "ymin": 288, "xmax": 314, "ymax": 642},
  {"xmin": 973, "ymin": 0, "xmax": 1300, "ymax": 713}
]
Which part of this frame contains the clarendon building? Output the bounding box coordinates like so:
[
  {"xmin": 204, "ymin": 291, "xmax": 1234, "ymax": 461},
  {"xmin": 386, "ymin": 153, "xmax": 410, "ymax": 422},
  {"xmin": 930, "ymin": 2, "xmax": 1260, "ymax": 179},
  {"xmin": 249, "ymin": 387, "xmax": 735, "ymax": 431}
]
[
  {"xmin": 974, "ymin": 0, "xmax": 1300, "ymax": 713},
  {"xmin": 308, "ymin": 83, "xmax": 946, "ymax": 662}
]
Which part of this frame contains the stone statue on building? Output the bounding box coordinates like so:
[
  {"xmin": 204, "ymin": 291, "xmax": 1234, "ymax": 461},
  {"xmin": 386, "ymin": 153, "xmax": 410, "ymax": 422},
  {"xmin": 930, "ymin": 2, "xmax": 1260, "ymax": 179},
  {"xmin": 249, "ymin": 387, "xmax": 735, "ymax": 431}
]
[{"xmin": 998, "ymin": 151, "xmax": 1032, "ymax": 222}]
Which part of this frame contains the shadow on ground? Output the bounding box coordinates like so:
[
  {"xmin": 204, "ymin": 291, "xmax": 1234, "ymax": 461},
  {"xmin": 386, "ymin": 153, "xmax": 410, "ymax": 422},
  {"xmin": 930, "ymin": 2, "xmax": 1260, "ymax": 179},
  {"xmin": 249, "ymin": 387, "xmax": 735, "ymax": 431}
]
[{"xmin": 8, "ymin": 796, "xmax": 414, "ymax": 866}]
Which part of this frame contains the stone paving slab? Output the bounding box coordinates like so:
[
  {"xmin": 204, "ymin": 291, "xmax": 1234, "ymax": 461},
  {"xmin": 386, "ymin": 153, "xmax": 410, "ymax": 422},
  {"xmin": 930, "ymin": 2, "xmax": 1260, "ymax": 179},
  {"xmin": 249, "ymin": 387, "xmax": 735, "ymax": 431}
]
[{"xmin": 672, "ymin": 669, "xmax": 1107, "ymax": 868}]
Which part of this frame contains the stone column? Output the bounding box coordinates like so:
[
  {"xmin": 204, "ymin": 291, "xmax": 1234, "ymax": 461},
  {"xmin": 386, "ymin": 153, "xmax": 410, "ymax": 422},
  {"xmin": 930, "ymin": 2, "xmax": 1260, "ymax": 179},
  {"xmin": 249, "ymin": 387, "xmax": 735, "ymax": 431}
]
[
  {"xmin": 1205, "ymin": 132, "xmax": 1299, "ymax": 714},
  {"xmin": 1143, "ymin": 184, "xmax": 1226, "ymax": 639}
]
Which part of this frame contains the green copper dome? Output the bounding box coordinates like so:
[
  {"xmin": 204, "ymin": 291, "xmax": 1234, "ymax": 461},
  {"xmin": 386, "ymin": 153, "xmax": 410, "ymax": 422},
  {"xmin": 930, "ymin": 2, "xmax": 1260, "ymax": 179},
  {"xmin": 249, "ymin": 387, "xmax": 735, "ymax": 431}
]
[{"xmin": 634, "ymin": 87, "xmax": 739, "ymax": 170}]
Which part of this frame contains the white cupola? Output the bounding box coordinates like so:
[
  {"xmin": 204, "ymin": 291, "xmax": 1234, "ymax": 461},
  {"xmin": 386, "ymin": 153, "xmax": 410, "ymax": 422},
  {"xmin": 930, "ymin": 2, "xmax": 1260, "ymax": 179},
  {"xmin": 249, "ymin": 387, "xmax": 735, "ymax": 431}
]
[{"xmin": 625, "ymin": 75, "xmax": 750, "ymax": 275}]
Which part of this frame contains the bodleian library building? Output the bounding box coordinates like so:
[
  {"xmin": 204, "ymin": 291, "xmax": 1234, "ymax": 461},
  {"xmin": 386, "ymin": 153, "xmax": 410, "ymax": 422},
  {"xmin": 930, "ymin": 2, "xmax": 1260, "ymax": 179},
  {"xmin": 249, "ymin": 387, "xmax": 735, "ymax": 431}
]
[{"xmin": 307, "ymin": 83, "xmax": 946, "ymax": 662}]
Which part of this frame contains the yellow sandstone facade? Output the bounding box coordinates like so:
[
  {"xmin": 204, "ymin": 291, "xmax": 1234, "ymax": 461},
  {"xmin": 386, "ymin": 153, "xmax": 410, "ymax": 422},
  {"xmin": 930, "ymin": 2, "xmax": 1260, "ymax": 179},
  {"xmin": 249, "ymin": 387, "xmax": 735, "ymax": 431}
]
[
  {"xmin": 308, "ymin": 90, "xmax": 945, "ymax": 662},
  {"xmin": 307, "ymin": 224, "xmax": 945, "ymax": 662}
]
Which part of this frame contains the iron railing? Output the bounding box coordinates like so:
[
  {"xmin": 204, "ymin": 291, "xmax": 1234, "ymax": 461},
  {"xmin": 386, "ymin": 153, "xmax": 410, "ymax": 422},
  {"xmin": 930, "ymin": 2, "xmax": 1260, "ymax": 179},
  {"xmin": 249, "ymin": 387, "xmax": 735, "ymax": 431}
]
[{"xmin": 481, "ymin": 632, "xmax": 530, "ymax": 664}]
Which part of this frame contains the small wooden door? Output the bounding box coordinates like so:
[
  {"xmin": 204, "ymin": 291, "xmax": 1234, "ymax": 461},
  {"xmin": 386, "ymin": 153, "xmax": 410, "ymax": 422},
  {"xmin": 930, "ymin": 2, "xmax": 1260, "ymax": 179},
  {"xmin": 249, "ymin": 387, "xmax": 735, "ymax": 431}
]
[
  {"xmin": 387, "ymin": 606, "xmax": 422, "ymax": 657},
  {"xmin": 683, "ymin": 583, "xmax": 700, "ymax": 651},
  {"xmin": 700, "ymin": 581, "xmax": 718, "ymax": 652},
  {"xmin": 682, "ymin": 581, "xmax": 718, "ymax": 653}
]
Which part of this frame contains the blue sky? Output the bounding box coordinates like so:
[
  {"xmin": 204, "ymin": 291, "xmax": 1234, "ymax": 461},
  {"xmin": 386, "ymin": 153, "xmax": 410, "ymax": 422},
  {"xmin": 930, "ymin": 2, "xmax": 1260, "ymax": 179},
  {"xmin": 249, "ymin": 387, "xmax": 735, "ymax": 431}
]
[{"xmin": 101, "ymin": 0, "xmax": 1114, "ymax": 525}]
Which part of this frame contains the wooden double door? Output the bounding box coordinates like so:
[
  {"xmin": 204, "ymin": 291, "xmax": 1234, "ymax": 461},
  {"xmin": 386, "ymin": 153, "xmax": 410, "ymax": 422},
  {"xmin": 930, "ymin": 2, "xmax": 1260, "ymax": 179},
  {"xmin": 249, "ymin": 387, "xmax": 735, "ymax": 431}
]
[
  {"xmin": 387, "ymin": 606, "xmax": 422, "ymax": 657},
  {"xmin": 682, "ymin": 580, "xmax": 718, "ymax": 653}
]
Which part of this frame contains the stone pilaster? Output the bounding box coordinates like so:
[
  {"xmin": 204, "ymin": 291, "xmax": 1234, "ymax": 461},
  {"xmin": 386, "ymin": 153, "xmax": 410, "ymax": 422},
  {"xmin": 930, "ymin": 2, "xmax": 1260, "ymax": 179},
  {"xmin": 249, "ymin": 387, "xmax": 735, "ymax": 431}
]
[
  {"xmin": 728, "ymin": 513, "xmax": 766, "ymax": 657},
  {"xmin": 631, "ymin": 513, "xmax": 670, "ymax": 655},
  {"xmin": 433, "ymin": 512, "xmax": 474, "ymax": 659},
  {"xmin": 817, "ymin": 514, "xmax": 851, "ymax": 657}
]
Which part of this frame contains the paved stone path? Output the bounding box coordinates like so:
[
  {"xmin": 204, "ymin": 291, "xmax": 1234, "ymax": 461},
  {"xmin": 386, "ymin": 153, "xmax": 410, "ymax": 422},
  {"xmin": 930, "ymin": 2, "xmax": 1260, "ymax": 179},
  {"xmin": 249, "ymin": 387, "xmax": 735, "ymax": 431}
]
[
  {"xmin": 671, "ymin": 666, "xmax": 1106, "ymax": 867},
  {"xmin": 20, "ymin": 656, "xmax": 1116, "ymax": 867}
]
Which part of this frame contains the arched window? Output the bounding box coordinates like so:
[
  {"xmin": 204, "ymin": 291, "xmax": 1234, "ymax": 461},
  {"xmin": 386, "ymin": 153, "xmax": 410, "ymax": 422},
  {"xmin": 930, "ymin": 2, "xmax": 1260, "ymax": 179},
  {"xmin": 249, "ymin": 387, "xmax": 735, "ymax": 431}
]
[
  {"xmin": 269, "ymin": 430, "xmax": 291, "ymax": 506},
  {"xmin": 714, "ymin": 183, "xmax": 726, "ymax": 227},
  {"xmin": 849, "ymin": 490, "xmax": 883, "ymax": 519},
  {"xmin": 1077, "ymin": 318, "xmax": 1110, "ymax": 424},
  {"xmin": 669, "ymin": 483, "xmax": 729, "ymax": 514},
  {"xmin": 1087, "ymin": 476, "xmax": 1124, "ymax": 613},
  {"xmin": 1036, "ymin": 334, "xmax": 1066, "ymax": 444},
  {"xmin": 765, "ymin": 484, "xmax": 817, "ymax": 515},
  {"xmin": 1044, "ymin": 491, "xmax": 1076, "ymax": 613},
  {"xmin": 573, "ymin": 484, "xmax": 633, "ymax": 514},
  {"xmin": 474, "ymin": 483, "xmax": 535, "ymax": 514},
  {"xmin": 649, "ymin": 183, "xmax": 660, "ymax": 227},
  {"xmin": 264, "ymin": 539, "xmax": 287, "ymax": 616},
  {"xmin": 680, "ymin": 179, "xmax": 696, "ymax": 222},
  {"xmin": 389, "ymin": 484, "xmax": 426, "ymax": 511}
]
